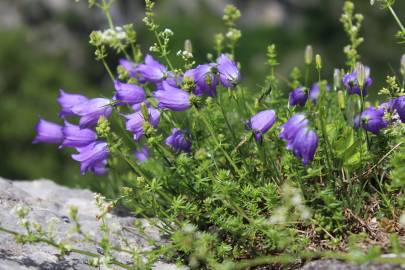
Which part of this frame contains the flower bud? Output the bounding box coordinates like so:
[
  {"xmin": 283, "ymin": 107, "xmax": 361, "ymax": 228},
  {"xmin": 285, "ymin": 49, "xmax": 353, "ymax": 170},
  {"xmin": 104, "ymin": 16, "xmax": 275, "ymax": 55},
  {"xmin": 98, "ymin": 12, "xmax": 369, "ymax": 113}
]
[
  {"xmin": 184, "ymin": 39, "xmax": 193, "ymax": 54},
  {"xmin": 315, "ymin": 54, "xmax": 322, "ymax": 70},
  {"xmin": 401, "ymin": 54, "xmax": 405, "ymax": 77},
  {"xmin": 305, "ymin": 45, "xmax": 313, "ymax": 65},
  {"xmin": 337, "ymin": 90, "xmax": 345, "ymax": 110},
  {"xmin": 140, "ymin": 102, "xmax": 149, "ymax": 122},
  {"xmin": 356, "ymin": 63, "xmax": 366, "ymax": 88},
  {"xmin": 333, "ymin": 69, "xmax": 341, "ymax": 90}
]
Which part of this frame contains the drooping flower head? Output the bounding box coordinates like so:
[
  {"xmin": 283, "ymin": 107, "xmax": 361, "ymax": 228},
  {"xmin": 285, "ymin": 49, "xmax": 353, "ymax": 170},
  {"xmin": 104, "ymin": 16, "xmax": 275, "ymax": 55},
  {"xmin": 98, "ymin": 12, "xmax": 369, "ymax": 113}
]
[
  {"xmin": 393, "ymin": 96, "xmax": 405, "ymax": 123},
  {"xmin": 154, "ymin": 81, "xmax": 191, "ymax": 111},
  {"xmin": 119, "ymin": 58, "xmax": 139, "ymax": 78},
  {"xmin": 216, "ymin": 54, "xmax": 240, "ymax": 88},
  {"xmin": 71, "ymin": 141, "xmax": 109, "ymax": 175},
  {"xmin": 114, "ymin": 80, "xmax": 146, "ymax": 105},
  {"xmin": 61, "ymin": 121, "xmax": 97, "ymax": 148},
  {"xmin": 155, "ymin": 72, "xmax": 182, "ymax": 89},
  {"xmin": 33, "ymin": 119, "xmax": 64, "ymax": 144},
  {"xmin": 184, "ymin": 64, "xmax": 218, "ymax": 96},
  {"xmin": 308, "ymin": 83, "xmax": 330, "ymax": 105},
  {"xmin": 246, "ymin": 110, "xmax": 276, "ymax": 141},
  {"xmin": 358, "ymin": 107, "xmax": 388, "ymax": 134},
  {"xmin": 279, "ymin": 113, "xmax": 309, "ymax": 149},
  {"xmin": 165, "ymin": 128, "xmax": 191, "ymax": 153},
  {"xmin": 289, "ymin": 87, "xmax": 308, "ymax": 107},
  {"xmin": 136, "ymin": 54, "xmax": 168, "ymax": 83},
  {"xmin": 71, "ymin": 98, "xmax": 112, "ymax": 128},
  {"xmin": 291, "ymin": 127, "xmax": 318, "ymax": 165},
  {"xmin": 124, "ymin": 106, "xmax": 160, "ymax": 141},
  {"xmin": 57, "ymin": 90, "xmax": 88, "ymax": 118},
  {"xmin": 342, "ymin": 66, "xmax": 372, "ymax": 96},
  {"xmin": 135, "ymin": 146, "xmax": 149, "ymax": 163}
]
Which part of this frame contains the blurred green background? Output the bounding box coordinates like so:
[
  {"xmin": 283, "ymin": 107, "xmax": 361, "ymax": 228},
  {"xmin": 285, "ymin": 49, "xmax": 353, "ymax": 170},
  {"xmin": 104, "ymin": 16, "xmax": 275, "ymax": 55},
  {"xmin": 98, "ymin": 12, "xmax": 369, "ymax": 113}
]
[{"xmin": 0, "ymin": 0, "xmax": 403, "ymax": 190}]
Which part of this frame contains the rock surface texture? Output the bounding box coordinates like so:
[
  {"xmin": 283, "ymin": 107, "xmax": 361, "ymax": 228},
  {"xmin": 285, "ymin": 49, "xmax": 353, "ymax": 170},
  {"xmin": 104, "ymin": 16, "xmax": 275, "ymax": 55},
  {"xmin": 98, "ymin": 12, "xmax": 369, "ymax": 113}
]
[
  {"xmin": 0, "ymin": 178, "xmax": 404, "ymax": 270},
  {"xmin": 0, "ymin": 178, "xmax": 180, "ymax": 270}
]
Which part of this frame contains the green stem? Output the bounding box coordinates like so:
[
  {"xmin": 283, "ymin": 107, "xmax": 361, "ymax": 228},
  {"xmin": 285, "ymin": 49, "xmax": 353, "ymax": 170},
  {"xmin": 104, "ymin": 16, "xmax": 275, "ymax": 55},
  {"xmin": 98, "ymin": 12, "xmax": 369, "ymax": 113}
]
[
  {"xmin": 388, "ymin": 5, "xmax": 405, "ymax": 32},
  {"xmin": 153, "ymin": 31, "xmax": 175, "ymax": 71},
  {"xmin": 102, "ymin": 59, "xmax": 115, "ymax": 82},
  {"xmin": 193, "ymin": 106, "xmax": 243, "ymax": 178},
  {"xmin": 101, "ymin": 0, "xmax": 114, "ymax": 29}
]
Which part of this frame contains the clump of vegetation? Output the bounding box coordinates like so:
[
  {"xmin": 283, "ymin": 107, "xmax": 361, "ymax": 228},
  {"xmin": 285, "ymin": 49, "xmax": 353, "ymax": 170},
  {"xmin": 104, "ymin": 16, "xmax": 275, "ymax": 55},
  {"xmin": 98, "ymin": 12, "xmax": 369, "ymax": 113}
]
[{"xmin": 1, "ymin": 0, "xmax": 405, "ymax": 269}]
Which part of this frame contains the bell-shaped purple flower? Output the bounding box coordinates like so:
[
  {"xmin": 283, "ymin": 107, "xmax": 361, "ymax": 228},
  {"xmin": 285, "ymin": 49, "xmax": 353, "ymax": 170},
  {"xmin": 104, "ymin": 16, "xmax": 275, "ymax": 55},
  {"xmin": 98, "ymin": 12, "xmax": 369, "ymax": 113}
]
[
  {"xmin": 184, "ymin": 64, "xmax": 218, "ymax": 96},
  {"xmin": 154, "ymin": 82, "xmax": 191, "ymax": 111},
  {"xmin": 114, "ymin": 80, "xmax": 146, "ymax": 105},
  {"xmin": 57, "ymin": 90, "xmax": 88, "ymax": 118},
  {"xmin": 71, "ymin": 98, "xmax": 112, "ymax": 128},
  {"xmin": 308, "ymin": 83, "xmax": 330, "ymax": 105},
  {"xmin": 353, "ymin": 114, "xmax": 361, "ymax": 129},
  {"xmin": 119, "ymin": 58, "xmax": 139, "ymax": 78},
  {"xmin": 165, "ymin": 128, "xmax": 191, "ymax": 153},
  {"xmin": 136, "ymin": 54, "xmax": 167, "ymax": 83},
  {"xmin": 246, "ymin": 110, "xmax": 276, "ymax": 141},
  {"xmin": 279, "ymin": 113, "xmax": 309, "ymax": 149},
  {"xmin": 358, "ymin": 107, "xmax": 388, "ymax": 134},
  {"xmin": 342, "ymin": 69, "xmax": 372, "ymax": 96},
  {"xmin": 155, "ymin": 72, "xmax": 181, "ymax": 89},
  {"xmin": 61, "ymin": 121, "xmax": 97, "ymax": 148},
  {"xmin": 393, "ymin": 96, "xmax": 405, "ymax": 123},
  {"xmin": 289, "ymin": 87, "xmax": 308, "ymax": 107},
  {"xmin": 33, "ymin": 119, "xmax": 64, "ymax": 144},
  {"xmin": 291, "ymin": 127, "xmax": 318, "ymax": 165},
  {"xmin": 71, "ymin": 141, "xmax": 109, "ymax": 175},
  {"xmin": 124, "ymin": 106, "xmax": 160, "ymax": 141},
  {"xmin": 135, "ymin": 146, "xmax": 149, "ymax": 163},
  {"xmin": 217, "ymin": 54, "xmax": 240, "ymax": 88}
]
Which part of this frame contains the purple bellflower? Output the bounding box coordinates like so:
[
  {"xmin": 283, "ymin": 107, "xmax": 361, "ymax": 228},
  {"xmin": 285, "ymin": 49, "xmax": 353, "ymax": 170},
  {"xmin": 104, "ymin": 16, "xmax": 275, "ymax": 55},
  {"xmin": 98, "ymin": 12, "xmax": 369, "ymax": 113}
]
[
  {"xmin": 57, "ymin": 90, "xmax": 88, "ymax": 118},
  {"xmin": 71, "ymin": 98, "xmax": 112, "ymax": 128},
  {"xmin": 135, "ymin": 146, "xmax": 149, "ymax": 163},
  {"xmin": 246, "ymin": 110, "xmax": 276, "ymax": 141},
  {"xmin": 33, "ymin": 119, "xmax": 64, "ymax": 144},
  {"xmin": 136, "ymin": 54, "xmax": 167, "ymax": 83},
  {"xmin": 154, "ymin": 81, "xmax": 191, "ymax": 111},
  {"xmin": 279, "ymin": 113, "xmax": 309, "ymax": 150},
  {"xmin": 216, "ymin": 54, "xmax": 240, "ymax": 88},
  {"xmin": 61, "ymin": 121, "xmax": 97, "ymax": 148},
  {"xmin": 393, "ymin": 96, "xmax": 405, "ymax": 123},
  {"xmin": 342, "ymin": 68, "xmax": 372, "ymax": 96},
  {"xmin": 358, "ymin": 107, "xmax": 388, "ymax": 134},
  {"xmin": 165, "ymin": 128, "xmax": 191, "ymax": 153},
  {"xmin": 119, "ymin": 59, "xmax": 139, "ymax": 78},
  {"xmin": 114, "ymin": 80, "xmax": 146, "ymax": 105},
  {"xmin": 308, "ymin": 83, "xmax": 330, "ymax": 105},
  {"xmin": 71, "ymin": 141, "xmax": 109, "ymax": 175},
  {"xmin": 184, "ymin": 64, "xmax": 218, "ymax": 96},
  {"xmin": 291, "ymin": 127, "xmax": 318, "ymax": 165},
  {"xmin": 155, "ymin": 72, "xmax": 181, "ymax": 89},
  {"xmin": 124, "ymin": 106, "xmax": 160, "ymax": 141},
  {"xmin": 289, "ymin": 87, "xmax": 308, "ymax": 107}
]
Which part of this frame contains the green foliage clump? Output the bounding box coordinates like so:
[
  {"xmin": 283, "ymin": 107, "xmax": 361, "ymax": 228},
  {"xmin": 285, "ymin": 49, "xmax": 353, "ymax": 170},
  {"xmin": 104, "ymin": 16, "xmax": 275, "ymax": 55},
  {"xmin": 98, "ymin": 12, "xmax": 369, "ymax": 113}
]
[{"xmin": 1, "ymin": 0, "xmax": 405, "ymax": 269}]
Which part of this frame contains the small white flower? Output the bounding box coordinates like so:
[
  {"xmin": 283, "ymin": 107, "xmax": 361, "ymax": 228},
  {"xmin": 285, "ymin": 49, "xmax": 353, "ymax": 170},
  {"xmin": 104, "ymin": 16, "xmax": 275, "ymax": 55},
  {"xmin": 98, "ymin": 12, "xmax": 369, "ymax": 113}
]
[{"xmin": 163, "ymin": 28, "xmax": 174, "ymax": 36}]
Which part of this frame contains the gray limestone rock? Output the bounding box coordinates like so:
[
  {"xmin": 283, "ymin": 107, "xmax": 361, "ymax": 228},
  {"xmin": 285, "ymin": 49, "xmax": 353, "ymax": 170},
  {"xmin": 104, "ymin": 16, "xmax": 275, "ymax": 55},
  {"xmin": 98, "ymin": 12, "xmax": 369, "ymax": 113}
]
[{"xmin": 0, "ymin": 178, "xmax": 181, "ymax": 270}]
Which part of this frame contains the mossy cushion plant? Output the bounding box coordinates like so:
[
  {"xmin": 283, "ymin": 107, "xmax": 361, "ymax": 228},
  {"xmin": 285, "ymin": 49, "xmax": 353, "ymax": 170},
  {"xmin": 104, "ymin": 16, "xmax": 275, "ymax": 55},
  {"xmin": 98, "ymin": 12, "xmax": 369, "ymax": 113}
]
[{"xmin": 2, "ymin": 0, "xmax": 405, "ymax": 269}]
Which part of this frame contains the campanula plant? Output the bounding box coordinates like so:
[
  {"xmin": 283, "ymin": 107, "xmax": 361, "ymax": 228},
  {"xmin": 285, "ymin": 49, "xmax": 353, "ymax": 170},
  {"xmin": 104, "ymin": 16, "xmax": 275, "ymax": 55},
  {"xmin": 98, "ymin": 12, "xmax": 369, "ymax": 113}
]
[{"xmin": 2, "ymin": 0, "xmax": 405, "ymax": 269}]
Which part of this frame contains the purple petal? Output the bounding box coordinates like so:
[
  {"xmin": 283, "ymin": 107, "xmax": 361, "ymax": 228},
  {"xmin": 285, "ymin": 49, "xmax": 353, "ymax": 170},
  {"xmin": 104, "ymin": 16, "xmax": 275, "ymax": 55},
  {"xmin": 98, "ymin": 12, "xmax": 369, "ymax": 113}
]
[
  {"xmin": 33, "ymin": 119, "xmax": 64, "ymax": 144},
  {"xmin": 57, "ymin": 89, "xmax": 88, "ymax": 118}
]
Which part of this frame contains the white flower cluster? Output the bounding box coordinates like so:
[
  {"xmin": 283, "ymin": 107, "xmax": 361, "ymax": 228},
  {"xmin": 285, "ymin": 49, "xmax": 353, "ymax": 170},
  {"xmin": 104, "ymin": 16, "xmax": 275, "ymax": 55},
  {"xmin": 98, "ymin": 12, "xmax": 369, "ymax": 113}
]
[
  {"xmin": 177, "ymin": 50, "xmax": 193, "ymax": 59},
  {"xmin": 96, "ymin": 27, "xmax": 127, "ymax": 44},
  {"xmin": 269, "ymin": 184, "xmax": 311, "ymax": 224}
]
